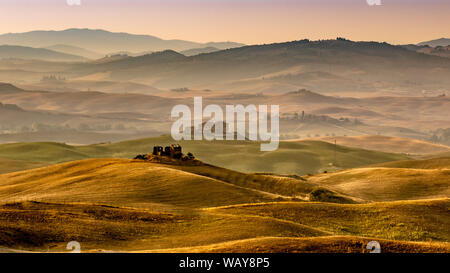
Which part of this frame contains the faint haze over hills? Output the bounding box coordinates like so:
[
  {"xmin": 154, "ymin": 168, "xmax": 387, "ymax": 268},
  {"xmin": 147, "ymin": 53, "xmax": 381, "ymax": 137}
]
[
  {"xmin": 180, "ymin": 47, "xmax": 221, "ymax": 56},
  {"xmin": 0, "ymin": 45, "xmax": 86, "ymax": 62},
  {"xmin": 0, "ymin": 29, "xmax": 245, "ymax": 55},
  {"xmin": 418, "ymin": 38, "xmax": 450, "ymax": 47},
  {"xmin": 44, "ymin": 44, "xmax": 104, "ymax": 59},
  {"xmin": 0, "ymin": 36, "xmax": 448, "ymax": 147},
  {"xmin": 0, "ymin": 29, "xmax": 447, "ymax": 62},
  {"xmin": 1, "ymin": 38, "xmax": 449, "ymax": 97},
  {"xmin": 63, "ymin": 39, "xmax": 450, "ymax": 94}
]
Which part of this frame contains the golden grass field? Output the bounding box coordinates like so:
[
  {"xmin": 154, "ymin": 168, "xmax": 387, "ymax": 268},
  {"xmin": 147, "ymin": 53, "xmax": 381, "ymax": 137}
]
[
  {"xmin": 308, "ymin": 135, "xmax": 450, "ymax": 155},
  {"xmin": 150, "ymin": 237, "xmax": 450, "ymax": 253},
  {"xmin": 0, "ymin": 148, "xmax": 449, "ymax": 253},
  {"xmin": 307, "ymin": 167, "xmax": 450, "ymax": 202},
  {"xmin": 0, "ymin": 137, "xmax": 410, "ymax": 175}
]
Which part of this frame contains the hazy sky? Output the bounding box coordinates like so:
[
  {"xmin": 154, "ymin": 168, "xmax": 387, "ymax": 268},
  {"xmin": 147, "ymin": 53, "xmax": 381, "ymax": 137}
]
[{"xmin": 1, "ymin": 0, "xmax": 449, "ymax": 44}]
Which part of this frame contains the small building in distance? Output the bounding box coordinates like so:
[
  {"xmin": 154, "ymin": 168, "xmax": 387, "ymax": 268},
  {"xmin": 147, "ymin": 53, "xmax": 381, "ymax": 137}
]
[
  {"xmin": 134, "ymin": 144, "xmax": 196, "ymax": 163},
  {"xmin": 153, "ymin": 144, "xmax": 182, "ymax": 159}
]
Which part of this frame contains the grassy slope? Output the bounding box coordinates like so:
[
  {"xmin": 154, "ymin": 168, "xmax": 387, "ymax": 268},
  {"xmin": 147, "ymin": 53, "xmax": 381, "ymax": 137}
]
[
  {"xmin": 0, "ymin": 199, "xmax": 448, "ymax": 252},
  {"xmin": 0, "ymin": 159, "xmax": 282, "ymax": 211},
  {"xmin": 87, "ymin": 137, "xmax": 410, "ymax": 175},
  {"xmin": 0, "ymin": 136, "xmax": 409, "ymax": 175},
  {"xmin": 422, "ymin": 151, "xmax": 450, "ymax": 159},
  {"xmin": 151, "ymin": 237, "xmax": 450, "ymax": 253},
  {"xmin": 0, "ymin": 201, "xmax": 325, "ymax": 252},
  {"xmin": 311, "ymin": 135, "xmax": 450, "ymax": 155},
  {"xmin": 0, "ymin": 141, "xmax": 448, "ymax": 253},
  {"xmin": 0, "ymin": 157, "xmax": 447, "ymax": 252},
  {"xmin": 307, "ymin": 167, "xmax": 450, "ymax": 202},
  {"xmin": 0, "ymin": 153, "xmax": 447, "ymax": 206},
  {"xmin": 0, "ymin": 158, "xmax": 46, "ymax": 174},
  {"xmin": 0, "ymin": 157, "xmax": 357, "ymax": 207},
  {"xmin": 0, "ymin": 142, "xmax": 88, "ymax": 165},
  {"xmin": 209, "ymin": 199, "xmax": 450, "ymax": 242},
  {"xmin": 169, "ymin": 164, "xmax": 328, "ymax": 199},
  {"xmin": 372, "ymin": 157, "xmax": 450, "ymax": 169}
]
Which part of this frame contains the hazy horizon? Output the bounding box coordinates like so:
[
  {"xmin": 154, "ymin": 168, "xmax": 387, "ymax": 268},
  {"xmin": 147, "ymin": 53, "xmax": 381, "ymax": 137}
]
[
  {"xmin": 1, "ymin": 27, "xmax": 448, "ymax": 47},
  {"xmin": 1, "ymin": 0, "xmax": 449, "ymax": 45}
]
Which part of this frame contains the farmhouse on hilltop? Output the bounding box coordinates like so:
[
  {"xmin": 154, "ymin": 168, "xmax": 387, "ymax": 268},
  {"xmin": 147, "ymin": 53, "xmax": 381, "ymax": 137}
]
[{"xmin": 153, "ymin": 144, "xmax": 182, "ymax": 159}]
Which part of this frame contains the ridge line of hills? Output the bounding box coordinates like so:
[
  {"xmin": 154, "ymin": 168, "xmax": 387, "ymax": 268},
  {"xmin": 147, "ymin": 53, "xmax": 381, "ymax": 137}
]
[
  {"xmin": 0, "ymin": 45, "xmax": 87, "ymax": 62},
  {"xmin": 1, "ymin": 155, "xmax": 449, "ymax": 205},
  {"xmin": 2, "ymin": 37, "xmax": 450, "ymax": 64},
  {"xmin": 0, "ymin": 28, "xmax": 448, "ymax": 55},
  {"xmin": 1, "ymin": 37, "xmax": 449, "ymax": 97},
  {"xmin": 0, "ymin": 28, "xmax": 245, "ymax": 55}
]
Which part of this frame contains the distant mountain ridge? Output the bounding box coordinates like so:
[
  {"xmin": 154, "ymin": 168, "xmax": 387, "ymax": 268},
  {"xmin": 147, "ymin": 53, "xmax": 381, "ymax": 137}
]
[
  {"xmin": 44, "ymin": 44, "xmax": 103, "ymax": 59},
  {"xmin": 417, "ymin": 38, "xmax": 450, "ymax": 47},
  {"xmin": 0, "ymin": 82, "xmax": 24, "ymax": 92},
  {"xmin": 0, "ymin": 28, "xmax": 245, "ymax": 54},
  {"xmin": 180, "ymin": 47, "xmax": 221, "ymax": 56},
  {"xmin": 69, "ymin": 38, "xmax": 450, "ymax": 91},
  {"xmin": 0, "ymin": 45, "xmax": 86, "ymax": 62}
]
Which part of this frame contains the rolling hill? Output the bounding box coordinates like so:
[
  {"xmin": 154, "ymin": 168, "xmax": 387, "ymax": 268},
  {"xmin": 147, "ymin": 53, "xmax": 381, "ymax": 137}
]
[
  {"xmin": 309, "ymin": 135, "xmax": 450, "ymax": 155},
  {"xmin": 307, "ymin": 166, "xmax": 450, "ymax": 202},
  {"xmin": 0, "ymin": 83, "xmax": 179, "ymax": 114},
  {"xmin": 18, "ymin": 80, "xmax": 162, "ymax": 95},
  {"xmin": 0, "ymin": 153, "xmax": 448, "ymax": 253},
  {"xmin": 0, "ymin": 81, "xmax": 448, "ymax": 143},
  {"xmin": 209, "ymin": 199, "xmax": 450, "ymax": 242},
  {"xmin": 0, "ymin": 102, "xmax": 76, "ymax": 127},
  {"xmin": 0, "ymin": 198, "xmax": 448, "ymax": 252},
  {"xmin": 0, "ymin": 158, "xmax": 45, "ymax": 174},
  {"xmin": 0, "ymin": 136, "xmax": 409, "ymax": 175},
  {"xmin": 418, "ymin": 38, "xmax": 450, "ymax": 47},
  {"xmin": 0, "ymin": 82, "xmax": 23, "ymax": 92},
  {"xmin": 0, "ymin": 156, "xmax": 357, "ymax": 204},
  {"xmin": 0, "ymin": 45, "xmax": 86, "ymax": 62},
  {"xmin": 0, "ymin": 29, "xmax": 244, "ymax": 54},
  {"xmin": 0, "ymin": 201, "xmax": 326, "ymax": 252},
  {"xmin": 44, "ymin": 44, "xmax": 103, "ymax": 60},
  {"xmin": 180, "ymin": 47, "xmax": 221, "ymax": 56},
  {"xmin": 65, "ymin": 39, "xmax": 450, "ymax": 94},
  {"xmin": 0, "ymin": 159, "xmax": 285, "ymax": 210},
  {"xmin": 3, "ymin": 84, "xmax": 448, "ymax": 131},
  {"xmin": 111, "ymin": 137, "xmax": 408, "ymax": 176},
  {"xmin": 372, "ymin": 157, "xmax": 450, "ymax": 169},
  {"xmin": 151, "ymin": 236, "xmax": 450, "ymax": 253},
  {"xmin": 0, "ymin": 100, "xmax": 167, "ymax": 144},
  {"xmin": 1, "ymin": 142, "xmax": 447, "ymax": 205}
]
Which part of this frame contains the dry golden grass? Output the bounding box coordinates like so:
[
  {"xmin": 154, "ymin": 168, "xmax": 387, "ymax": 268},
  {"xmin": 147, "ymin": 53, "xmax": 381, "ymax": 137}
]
[
  {"xmin": 0, "ymin": 201, "xmax": 326, "ymax": 252},
  {"xmin": 0, "ymin": 158, "xmax": 354, "ymax": 207},
  {"xmin": 170, "ymin": 163, "xmax": 340, "ymax": 200},
  {"xmin": 422, "ymin": 151, "xmax": 450, "ymax": 159},
  {"xmin": 0, "ymin": 157, "xmax": 448, "ymax": 253},
  {"xmin": 0, "ymin": 159, "xmax": 279, "ymax": 211},
  {"xmin": 209, "ymin": 199, "xmax": 450, "ymax": 242},
  {"xmin": 149, "ymin": 236, "xmax": 450, "ymax": 253},
  {"xmin": 0, "ymin": 137, "xmax": 409, "ymax": 176},
  {"xmin": 372, "ymin": 157, "xmax": 450, "ymax": 169},
  {"xmin": 0, "ymin": 201, "xmax": 181, "ymax": 251},
  {"xmin": 0, "ymin": 196, "xmax": 448, "ymax": 253},
  {"xmin": 307, "ymin": 167, "xmax": 450, "ymax": 202},
  {"xmin": 1, "ymin": 198, "xmax": 448, "ymax": 252},
  {"xmin": 0, "ymin": 158, "xmax": 45, "ymax": 174},
  {"xmin": 308, "ymin": 135, "xmax": 450, "ymax": 155}
]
